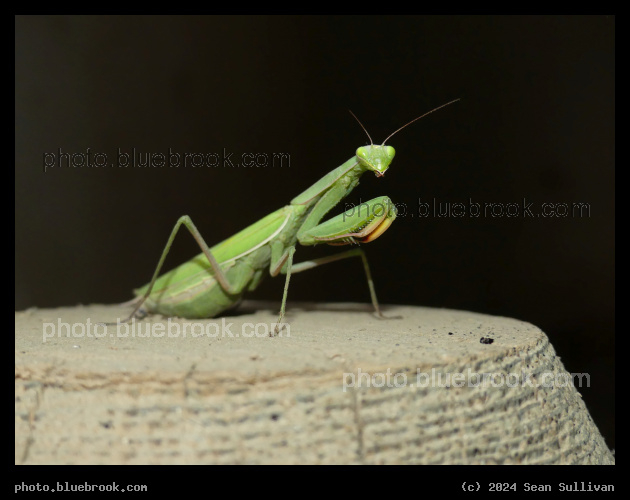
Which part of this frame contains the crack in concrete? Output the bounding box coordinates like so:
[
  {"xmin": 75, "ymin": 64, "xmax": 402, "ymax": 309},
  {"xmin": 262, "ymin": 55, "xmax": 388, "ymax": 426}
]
[
  {"xmin": 19, "ymin": 362, "xmax": 59, "ymax": 464},
  {"xmin": 352, "ymin": 388, "xmax": 365, "ymax": 464},
  {"xmin": 20, "ymin": 382, "xmax": 44, "ymax": 464},
  {"xmin": 183, "ymin": 362, "xmax": 197, "ymax": 399}
]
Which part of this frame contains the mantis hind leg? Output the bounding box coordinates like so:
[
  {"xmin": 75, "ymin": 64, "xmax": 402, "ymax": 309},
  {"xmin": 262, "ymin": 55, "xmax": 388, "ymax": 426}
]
[{"xmin": 105, "ymin": 215, "xmax": 242, "ymax": 325}]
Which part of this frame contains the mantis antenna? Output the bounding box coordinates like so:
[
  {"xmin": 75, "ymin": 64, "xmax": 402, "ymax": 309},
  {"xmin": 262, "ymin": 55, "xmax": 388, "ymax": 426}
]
[
  {"xmin": 348, "ymin": 109, "xmax": 373, "ymax": 145},
  {"xmin": 382, "ymin": 98, "xmax": 460, "ymax": 145}
]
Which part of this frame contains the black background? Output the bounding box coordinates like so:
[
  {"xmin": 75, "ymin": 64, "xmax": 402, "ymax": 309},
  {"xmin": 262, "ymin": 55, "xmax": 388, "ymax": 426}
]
[{"xmin": 15, "ymin": 16, "xmax": 614, "ymax": 448}]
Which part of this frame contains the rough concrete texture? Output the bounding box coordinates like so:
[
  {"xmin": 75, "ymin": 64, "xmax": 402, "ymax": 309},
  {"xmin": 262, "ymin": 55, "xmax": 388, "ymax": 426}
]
[{"xmin": 15, "ymin": 301, "xmax": 613, "ymax": 465}]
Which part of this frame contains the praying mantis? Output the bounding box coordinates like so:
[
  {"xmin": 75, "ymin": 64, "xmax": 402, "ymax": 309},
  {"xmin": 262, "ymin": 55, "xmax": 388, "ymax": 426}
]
[{"xmin": 111, "ymin": 99, "xmax": 459, "ymax": 332}]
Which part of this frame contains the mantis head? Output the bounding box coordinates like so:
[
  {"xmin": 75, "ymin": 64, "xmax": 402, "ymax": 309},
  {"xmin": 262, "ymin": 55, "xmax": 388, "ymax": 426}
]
[
  {"xmin": 356, "ymin": 145, "xmax": 395, "ymax": 177},
  {"xmin": 350, "ymin": 98, "xmax": 460, "ymax": 178}
]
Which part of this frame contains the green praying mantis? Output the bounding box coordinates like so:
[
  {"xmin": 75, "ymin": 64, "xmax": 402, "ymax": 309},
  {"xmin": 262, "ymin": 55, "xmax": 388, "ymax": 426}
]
[{"xmin": 110, "ymin": 99, "xmax": 459, "ymax": 333}]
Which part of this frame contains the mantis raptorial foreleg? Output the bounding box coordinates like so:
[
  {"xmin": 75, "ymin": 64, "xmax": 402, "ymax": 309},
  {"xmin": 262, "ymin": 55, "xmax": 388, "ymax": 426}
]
[{"xmin": 271, "ymin": 195, "xmax": 398, "ymax": 332}]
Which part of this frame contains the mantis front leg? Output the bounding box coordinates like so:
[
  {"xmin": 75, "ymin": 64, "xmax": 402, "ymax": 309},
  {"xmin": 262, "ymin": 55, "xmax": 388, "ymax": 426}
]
[{"xmin": 272, "ymin": 196, "xmax": 397, "ymax": 334}]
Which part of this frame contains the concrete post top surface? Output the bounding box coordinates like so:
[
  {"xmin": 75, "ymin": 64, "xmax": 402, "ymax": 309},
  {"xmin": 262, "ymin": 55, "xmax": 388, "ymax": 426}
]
[{"xmin": 15, "ymin": 302, "xmax": 614, "ymax": 465}]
